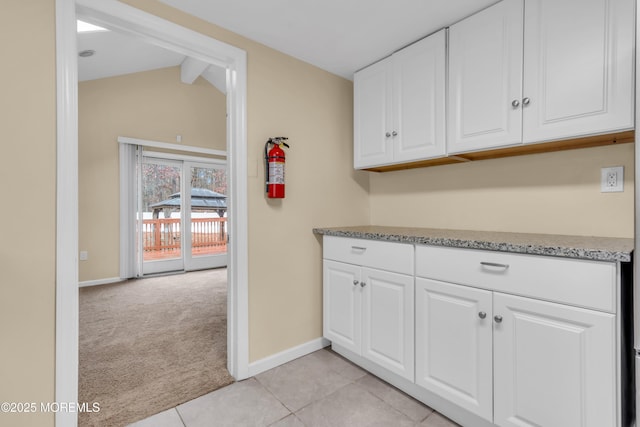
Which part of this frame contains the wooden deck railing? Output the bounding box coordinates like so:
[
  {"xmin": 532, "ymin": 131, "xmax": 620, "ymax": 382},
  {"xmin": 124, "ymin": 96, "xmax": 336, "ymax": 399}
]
[{"xmin": 142, "ymin": 217, "xmax": 227, "ymax": 257}]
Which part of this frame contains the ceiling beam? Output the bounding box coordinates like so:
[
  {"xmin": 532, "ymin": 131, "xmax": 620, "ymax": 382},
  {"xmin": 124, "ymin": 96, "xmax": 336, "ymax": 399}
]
[
  {"xmin": 202, "ymin": 67, "xmax": 227, "ymax": 94},
  {"xmin": 180, "ymin": 56, "xmax": 209, "ymax": 84}
]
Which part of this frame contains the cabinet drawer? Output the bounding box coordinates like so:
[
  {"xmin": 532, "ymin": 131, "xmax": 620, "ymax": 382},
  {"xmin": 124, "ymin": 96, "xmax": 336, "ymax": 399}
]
[
  {"xmin": 415, "ymin": 245, "xmax": 616, "ymax": 313},
  {"xmin": 323, "ymin": 236, "xmax": 413, "ymax": 275}
]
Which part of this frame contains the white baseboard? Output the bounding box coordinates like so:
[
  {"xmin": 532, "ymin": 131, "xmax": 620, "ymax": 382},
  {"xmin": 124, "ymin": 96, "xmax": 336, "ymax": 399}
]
[
  {"xmin": 78, "ymin": 277, "xmax": 123, "ymax": 288},
  {"xmin": 248, "ymin": 337, "xmax": 330, "ymax": 377}
]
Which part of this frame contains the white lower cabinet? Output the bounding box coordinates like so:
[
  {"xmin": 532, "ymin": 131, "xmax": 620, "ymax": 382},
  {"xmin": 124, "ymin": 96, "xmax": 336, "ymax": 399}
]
[
  {"xmin": 493, "ymin": 293, "xmax": 616, "ymax": 427},
  {"xmin": 361, "ymin": 267, "xmax": 414, "ymax": 380},
  {"xmin": 415, "ymin": 278, "xmax": 617, "ymax": 427},
  {"xmin": 323, "ymin": 260, "xmax": 361, "ymax": 355},
  {"xmin": 415, "ymin": 278, "xmax": 493, "ymax": 421},
  {"xmin": 323, "ymin": 237, "xmax": 619, "ymax": 427},
  {"xmin": 414, "ymin": 246, "xmax": 618, "ymax": 427},
  {"xmin": 323, "ymin": 237, "xmax": 414, "ymax": 381}
]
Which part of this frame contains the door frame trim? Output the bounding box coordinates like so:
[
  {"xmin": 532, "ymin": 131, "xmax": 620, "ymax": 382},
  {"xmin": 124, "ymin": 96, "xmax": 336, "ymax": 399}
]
[{"xmin": 55, "ymin": 1, "xmax": 249, "ymax": 425}]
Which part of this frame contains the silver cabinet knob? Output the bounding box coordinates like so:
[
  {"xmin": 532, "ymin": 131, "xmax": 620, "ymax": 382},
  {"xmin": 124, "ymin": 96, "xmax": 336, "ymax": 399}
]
[
  {"xmin": 511, "ymin": 99, "xmax": 520, "ymax": 108},
  {"xmin": 360, "ymin": 282, "xmax": 366, "ymax": 287},
  {"xmin": 392, "ymin": 131, "xmax": 398, "ymax": 136},
  {"xmin": 494, "ymin": 315, "xmax": 503, "ymax": 323},
  {"xmin": 522, "ymin": 97, "xmax": 530, "ymax": 106},
  {"xmin": 478, "ymin": 312, "xmax": 487, "ymax": 319},
  {"xmin": 385, "ymin": 132, "xmax": 391, "ymax": 138},
  {"xmin": 353, "ymin": 280, "xmax": 359, "ymax": 286}
]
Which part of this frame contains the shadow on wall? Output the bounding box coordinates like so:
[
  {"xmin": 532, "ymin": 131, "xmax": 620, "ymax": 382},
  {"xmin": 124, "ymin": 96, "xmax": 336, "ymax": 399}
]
[{"xmin": 369, "ymin": 143, "xmax": 634, "ymax": 195}]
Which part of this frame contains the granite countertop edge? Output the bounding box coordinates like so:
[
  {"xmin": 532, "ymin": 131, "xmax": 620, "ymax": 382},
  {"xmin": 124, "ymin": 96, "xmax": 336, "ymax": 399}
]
[{"xmin": 313, "ymin": 227, "xmax": 633, "ymax": 263}]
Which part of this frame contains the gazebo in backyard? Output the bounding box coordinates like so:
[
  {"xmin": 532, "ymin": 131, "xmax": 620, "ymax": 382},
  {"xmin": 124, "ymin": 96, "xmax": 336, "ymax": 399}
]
[
  {"xmin": 144, "ymin": 188, "xmax": 227, "ymax": 260},
  {"xmin": 149, "ymin": 188, "xmax": 227, "ymax": 218}
]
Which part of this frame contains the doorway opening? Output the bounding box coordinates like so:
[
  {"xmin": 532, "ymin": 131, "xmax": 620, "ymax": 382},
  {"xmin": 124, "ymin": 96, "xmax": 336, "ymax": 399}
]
[{"xmin": 56, "ymin": 1, "xmax": 249, "ymax": 425}]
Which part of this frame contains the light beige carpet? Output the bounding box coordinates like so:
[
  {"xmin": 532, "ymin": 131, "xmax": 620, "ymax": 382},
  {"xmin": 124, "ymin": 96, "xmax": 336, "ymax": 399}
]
[{"xmin": 79, "ymin": 268, "xmax": 234, "ymax": 426}]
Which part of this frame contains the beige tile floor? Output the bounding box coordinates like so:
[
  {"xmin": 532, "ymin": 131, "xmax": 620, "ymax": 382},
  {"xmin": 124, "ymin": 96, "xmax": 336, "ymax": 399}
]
[{"xmin": 128, "ymin": 348, "xmax": 461, "ymax": 427}]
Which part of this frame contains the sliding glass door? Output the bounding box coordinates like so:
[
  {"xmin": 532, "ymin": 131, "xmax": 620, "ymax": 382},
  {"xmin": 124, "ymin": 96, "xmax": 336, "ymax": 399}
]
[
  {"xmin": 184, "ymin": 161, "xmax": 228, "ymax": 271},
  {"xmin": 139, "ymin": 154, "xmax": 227, "ymax": 275},
  {"xmin": 141, "ymin": 158, "xmax": 184, "ymax": 275}
]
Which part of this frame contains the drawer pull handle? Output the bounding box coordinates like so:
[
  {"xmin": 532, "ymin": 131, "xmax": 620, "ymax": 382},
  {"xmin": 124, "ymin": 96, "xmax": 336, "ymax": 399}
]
[
  {"xmin": 494, "ymin": 315, "xmax": 503, "ymax": 323},
  {"xmin": 360, "ymin": 282, "xmax": 366, "ymax": 288},
  {"xmin": 353, "ymin": 280, "xmax": 359, "ymax": 286},
  {"xmin": 480, "ymin": 261, "xmax": 509, "ymax": 269},
  {"xmin": 351, "ymin": 246, "xmax": 367, "ymax": 251},
  {"xmin": 478, "ymin": 311, "xmax": 487, "ymax": 319}
]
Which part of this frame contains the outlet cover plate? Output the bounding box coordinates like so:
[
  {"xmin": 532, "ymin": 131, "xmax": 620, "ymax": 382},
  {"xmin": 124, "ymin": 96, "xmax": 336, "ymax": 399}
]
[{"xmin": 601, "ymin": 166, "xmax": 624, "ymax": 193}]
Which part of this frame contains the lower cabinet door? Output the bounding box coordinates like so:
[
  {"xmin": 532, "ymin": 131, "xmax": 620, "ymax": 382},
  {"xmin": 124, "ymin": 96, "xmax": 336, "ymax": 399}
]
[
  {"xmin": 361, "ymin": 267, "xmax": 414, "ymax": 381},
  {"xmin": 415, "ymin": 278, "xmax": 494, "ymax": 421},
  {"xmin": 323, "ymin": 260, "xmax": 361, "ymax": 355},
  {"xmin": 493, "ymin": 292, "xmax": 616, "ymax": 427}
]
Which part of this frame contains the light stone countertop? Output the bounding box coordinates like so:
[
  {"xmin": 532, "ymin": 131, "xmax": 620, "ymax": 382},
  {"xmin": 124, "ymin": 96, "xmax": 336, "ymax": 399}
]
[{"xmin": 313, "ymin": 225, "xmax": 634, "ymax": 262}]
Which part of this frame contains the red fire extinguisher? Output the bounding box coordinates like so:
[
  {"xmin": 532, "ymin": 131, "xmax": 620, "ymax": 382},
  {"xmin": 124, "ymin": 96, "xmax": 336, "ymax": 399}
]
[{"xmin": 265, "ymin": 137, "xmax": 289, "ymax": 198}]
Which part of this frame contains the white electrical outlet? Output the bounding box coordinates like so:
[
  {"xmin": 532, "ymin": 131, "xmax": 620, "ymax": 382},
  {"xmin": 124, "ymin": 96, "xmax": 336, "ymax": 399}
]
[
  {"xmin": 601, "ymin": 166, "xmax": 624, "ymax": 193},
  {"xmin": 80, "ymin": 251, "xmax": 88, "ymax": 261}
]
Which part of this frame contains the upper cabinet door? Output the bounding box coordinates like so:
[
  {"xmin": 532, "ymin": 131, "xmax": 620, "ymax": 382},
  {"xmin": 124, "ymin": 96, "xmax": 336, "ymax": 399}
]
[
  {"xmin": 522, "ymin": 0, "xmax": 635, "ymax": 143},
  {"xmin": 355, "ymin": 29, "xmax": 446, "ymax": 169},
  {"xmin": 354, "ymin": 58, "xmax": 393, "ymax": 169},
  {"xmin": 448, "ymin": 0, "xmax": 524, "ymax": 154},
  {"xmin": 393, "ymin": 29, "xmax": 447, "ymax": 163}
]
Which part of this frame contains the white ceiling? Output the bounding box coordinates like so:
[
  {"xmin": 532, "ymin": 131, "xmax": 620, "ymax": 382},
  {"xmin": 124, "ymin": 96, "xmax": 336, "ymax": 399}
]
[
  {"xmin": 77, "ymin": 1, "xmax": 499, "ymax": 84},
  {"xmin": 77, "ymin": 26, "xmax": 228, "ymax": 92},
  {"xmin": 77, "ymin": 30, "xmax": 184, "ymax": 82},
  {"xmin": 157, "ymin": 0, "xmax": 499, "ymax": 79}
]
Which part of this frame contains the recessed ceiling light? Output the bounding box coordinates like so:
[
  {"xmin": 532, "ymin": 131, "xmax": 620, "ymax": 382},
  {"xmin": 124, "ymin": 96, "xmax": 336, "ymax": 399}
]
[
  {"xmin": 79, "ymin": 50, "xmax": 96, "ymax": 58},
  {"xmin": 77, "ymin": 20, "xmax": 108, "ymax": 33}
]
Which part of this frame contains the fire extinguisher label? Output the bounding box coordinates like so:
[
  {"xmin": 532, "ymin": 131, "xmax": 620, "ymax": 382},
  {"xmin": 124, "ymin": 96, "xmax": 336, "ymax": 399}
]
[{"xmin": 269, "ymin": 162, "xmax": 285, "ymax": 184}]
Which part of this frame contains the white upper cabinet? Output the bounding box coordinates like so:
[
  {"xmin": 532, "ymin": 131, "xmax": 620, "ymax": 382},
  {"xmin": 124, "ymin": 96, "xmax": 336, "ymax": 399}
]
[
  {"xmin": 354, "ymin": 30, "xmax": 446, "ymax": 169},
  {"xmin": 448, "ymin": 0, "xmax": 524, "ymax": 153},
  {"xmin": 392, "ymin": 31, "xmax": 447, "ymax": 163},
  {"xmin": 354, "ymin": 59, "xmax": 393, "ymax": 167},
  {"xmin": 522, "ymin": 0, "xmax": 635, "ymax": 142},
  {"xmin": 448, "ymin": 0, "xmax": 634, "ymax": 154}
]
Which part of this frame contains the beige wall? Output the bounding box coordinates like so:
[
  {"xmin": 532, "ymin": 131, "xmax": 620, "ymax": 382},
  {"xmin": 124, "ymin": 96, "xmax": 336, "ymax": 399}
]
[
  {"xmin": 2, "ymin": 1, "xmax": 634, "ymax": 424},
  {"xmin": 119, "ymin": 0, "xmax": 370, "ymax": 361},
  {"xmin": 370, "ymin": 143, "xmax": 634, "ymax": 238},
  {"xmin": 0, "ymin": 1, "xmax": 55, "ymax": 426},
  {"xmin": 79, "ymin": 66, "xmax": 227, "ymax": 282}
]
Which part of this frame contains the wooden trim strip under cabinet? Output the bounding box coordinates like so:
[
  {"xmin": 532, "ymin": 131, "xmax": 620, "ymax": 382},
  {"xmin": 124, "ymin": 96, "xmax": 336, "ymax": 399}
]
[{"xmin": 364, "ymin": 130, "xmax": 635, "ymax": 172}]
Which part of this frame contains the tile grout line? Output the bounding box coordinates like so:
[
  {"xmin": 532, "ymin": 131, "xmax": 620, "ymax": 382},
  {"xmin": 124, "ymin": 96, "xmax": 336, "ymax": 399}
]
[
  {"xmin": 175, "ymin": 407, "xmax": 188, "ymax": 427},
  {"xmin": 252, "ymin": 375, "xmax": 297, "ymax": 418},
  {"xmin": 349, "ymin": 379, "xmax": 420, "ymax": 424},
  {"xmin": 255, "ymin": 351, "xmax": 361, "ymax": 417}
]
